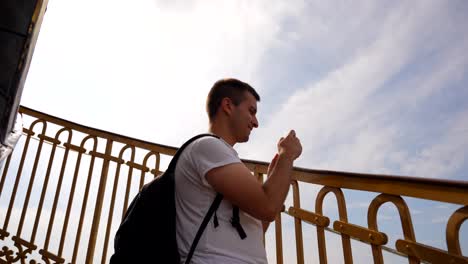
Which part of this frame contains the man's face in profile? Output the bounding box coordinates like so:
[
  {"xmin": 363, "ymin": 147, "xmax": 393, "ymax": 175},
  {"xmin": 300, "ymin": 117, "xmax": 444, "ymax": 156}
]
[{"xmin": 230, "ymin": 92, "xmax": 258, "ymax": 143}]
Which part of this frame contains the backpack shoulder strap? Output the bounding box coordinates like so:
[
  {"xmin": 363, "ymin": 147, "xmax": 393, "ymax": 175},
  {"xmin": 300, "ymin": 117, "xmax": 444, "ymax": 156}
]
[
  {"xmin": 166, "ymin": 133, "xmax": 219, "ymax": 173},
  {"xmin": 185, "ymin": 193, "xmax": 223, "ymax": 264},
  {"xmin": 167, "ymin": 134, "xmax": 222, "ymax": 264},
  {"xmin": 231, "ymin": 206, "xmax": 247, "ymax": 240}
]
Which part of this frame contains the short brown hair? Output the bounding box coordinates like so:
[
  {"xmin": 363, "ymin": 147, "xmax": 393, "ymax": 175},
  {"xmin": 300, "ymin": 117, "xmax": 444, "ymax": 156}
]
[{"xmin": 206, "ymin": 78, "xmax": 260, "ymax": 121}]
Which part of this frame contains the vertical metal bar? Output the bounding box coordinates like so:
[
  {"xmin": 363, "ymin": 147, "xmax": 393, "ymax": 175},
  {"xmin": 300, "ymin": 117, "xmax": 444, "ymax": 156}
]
[
  {"xmin": 101, "ymin": 161, "xmax": 122, "ymax": 264},
  {"xmin": 139, "ymin": 152, "xmax": 151, "ymax": 190},
  {"xmin": 256, "ymin": 170, "xmax": 263, "ymax": 182},
  {"xmin": 371, "ymin": 243, "xmax": 384, "ymax": 264},
  {"xmin": 275, "ymin": 212, "xmax": 283, "ymax": 264},
  {"xmin": 139, "ymin": 151, "xmax": 156, "ymax": 190},
  {"xmin": 339, "ymin": 211, "xmax": 352, "ymax": 263},
  {"xmin": 341, "ymin": 226, "xmax": 353, "ymax": 263},
  {"xmin": 85, "ymin": 139, "xmax": 113, "ymax": 263},
  {"xmin": 316, "ymin": 187, "xmax": 353, "ymax": 264},
  {"xmin": 154, "ymin": 152, "xmax": 160, "ymax": 178},
  {"xmin": 138, "ymin": 169, "xmax": 145, "ymax": 190},
  {"xmin": 16, "ymin": 129, "xmax": 46, "ymax": 237},
  {"xmin": 317, "ymin": 225, "xmax": 327, "ymax": 264},
  {"xmin": 292, "ymin": 181, "xmax": 304, "ymax": 264},
  {"xmin": 43, "ymin": 130, "xmax": 72, "ymax": 250},
  {"xmin": 121, "ymin": 164, "xmax": 134, "ymax": 221},
  {"xmin": 101, "ymin": 145, "xmax": 129, "ymax": 264},
  {"xmin": 72, "ymin": 140, "xmax": 98, "ymax": 263},
  {"xmin": 315, "ymin": 188, "xmax": 329, "ymax": 264},
  {"xmin": 58, "ymin": 149, "xmax": 82, "ymax": 256},
  {"xmin": 30, "ymin": 136, "xmax": 59, "ymax": 243},
  {"xmin": 0, "ymin": 153, "xmax": 13, "ymax": 198},
  {"xmin": 58, "ymin": 136, "xmax": 94, "ymax": 257},
  {"xmin": 316, "ymin": 226, "xmax": 327, "ymax": 262},
  {"xmin": 256, "ymin": 171, "xmax": 265, "ymax": 245},
  {"xmin": 3, "ymin": 131, "xmax": 32, "ymax": 230}
]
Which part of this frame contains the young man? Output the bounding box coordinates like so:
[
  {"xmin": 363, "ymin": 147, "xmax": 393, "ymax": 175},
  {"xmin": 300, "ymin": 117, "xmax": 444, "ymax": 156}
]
[{"xmin": 175, "ymin": 78, "xmax": 302, "ymax": 263}]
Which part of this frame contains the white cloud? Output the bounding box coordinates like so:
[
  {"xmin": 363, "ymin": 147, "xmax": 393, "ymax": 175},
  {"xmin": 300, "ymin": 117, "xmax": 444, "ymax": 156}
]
[
  {"xmin": 16, "ymin": 0, "xmax": 468, "ymax": 262},
  {"xmin": 24, "ymin": 0, "xmax": 468, "ymax": 179},
  {"xmin": 411, "ymin": 209, "xmax": 422, "ymax": 215},
  {"xmin": 348, "ymin": 202, "xmax": 370, "ymax": 209},
  {"xmin": 240, "ymin": 1, "xmax": 422, "ymax": 161},
  {"xmin": 431, "ymin": 217, "xmax": 448, "ymax": 224},
  {"xmin": 23, "ymin": 0, "xmax": 303, "ymax": 147},
  {"xmin": 399, "ymin": 109, "xmax": 468, "ymax": 178},
  {"xmin": 238, "ymin": 1, "xmax": 468, "ymax": 181}
]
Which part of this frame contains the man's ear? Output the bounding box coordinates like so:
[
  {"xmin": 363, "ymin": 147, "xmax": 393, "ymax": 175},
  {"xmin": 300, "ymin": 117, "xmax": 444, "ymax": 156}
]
[{"xmin": 220, "ymin": 97, "xmax": 234, "ymax": 116}]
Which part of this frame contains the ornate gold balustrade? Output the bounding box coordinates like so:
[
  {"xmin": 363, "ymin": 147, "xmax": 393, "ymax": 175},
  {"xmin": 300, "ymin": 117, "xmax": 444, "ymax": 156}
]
[{"xmin": 0, "ymin": 106, "xmax": 467, "ymax": 263}]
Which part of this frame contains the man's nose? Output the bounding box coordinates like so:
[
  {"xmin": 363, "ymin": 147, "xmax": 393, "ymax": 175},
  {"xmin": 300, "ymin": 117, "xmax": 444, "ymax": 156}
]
[{"xmin": 252, "ymin": 117, "xmax": 259, "ymax": 128}]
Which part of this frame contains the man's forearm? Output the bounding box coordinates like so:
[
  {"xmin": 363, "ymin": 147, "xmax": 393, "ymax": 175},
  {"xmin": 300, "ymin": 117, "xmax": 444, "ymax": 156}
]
[{"xmin": 261, "ymin": 154, "xmax": 294, "ymax": 219}]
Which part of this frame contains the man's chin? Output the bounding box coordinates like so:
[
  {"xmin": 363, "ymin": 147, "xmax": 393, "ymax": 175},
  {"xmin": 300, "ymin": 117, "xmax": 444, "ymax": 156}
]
[{"xmin": 238, "ymin": 135, "xmax": 249, "ymax": 143}]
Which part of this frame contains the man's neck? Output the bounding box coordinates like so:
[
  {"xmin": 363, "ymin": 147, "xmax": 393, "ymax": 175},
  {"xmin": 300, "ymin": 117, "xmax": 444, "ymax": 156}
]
[{"xmin": 208, "ymin": 122, "xmax": 236, "ymax": 146}]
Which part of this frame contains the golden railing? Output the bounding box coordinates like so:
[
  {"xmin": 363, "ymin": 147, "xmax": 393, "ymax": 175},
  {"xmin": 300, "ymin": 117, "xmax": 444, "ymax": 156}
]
[{"xmin": 0, "ymin": 106, "xmax": 467, "ymax": 263}]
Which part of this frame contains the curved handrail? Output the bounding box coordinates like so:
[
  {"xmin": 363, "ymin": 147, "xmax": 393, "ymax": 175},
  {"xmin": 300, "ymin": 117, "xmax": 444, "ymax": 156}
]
[
  {"xmin": 1, "ymin": 105, "xmax": 465, "ymax": 264},
  {"xmin": 20, "ymin": 105, "xmax": 468, "ymax": 205}
]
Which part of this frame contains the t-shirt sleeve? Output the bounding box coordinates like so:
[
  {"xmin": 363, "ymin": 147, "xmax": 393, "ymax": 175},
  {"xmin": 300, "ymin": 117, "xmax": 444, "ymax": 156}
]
[{"xmin": 191, "ymin": 137, "xmax": 242, "ymax": 187}]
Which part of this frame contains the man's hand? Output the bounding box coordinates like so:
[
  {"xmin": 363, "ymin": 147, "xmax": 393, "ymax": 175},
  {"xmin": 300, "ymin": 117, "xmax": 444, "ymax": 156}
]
[
  {"xmin": 277, "ymin": 130, "xmax": 302, "ymax": 161},
  {"xmin": 267, "ymin": 130, "xmax": 302, "ymax": 178},
  {"xmin": 206, "ymin": 129, "xmax": 303, "ymax": 222}
]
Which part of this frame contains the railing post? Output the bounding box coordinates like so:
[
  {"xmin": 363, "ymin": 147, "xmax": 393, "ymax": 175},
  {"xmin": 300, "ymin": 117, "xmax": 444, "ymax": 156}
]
[
  {"xmin": 275, "ymin": 212, "xmax": 283, "ymax": 264},
  {"xmin": 291, "ymin": 181, "xmax": 305, "ymax": 264},
  {"xmin": 86, "ymin": 139, "xmax": 113, "ymax": 263}
]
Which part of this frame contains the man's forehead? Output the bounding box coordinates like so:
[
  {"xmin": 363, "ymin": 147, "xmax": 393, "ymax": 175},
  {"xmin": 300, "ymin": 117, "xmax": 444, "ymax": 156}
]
[
  {"xmin": 244, "ymin": 92, "xmax": 258, "ymax": 108},
  {"xmin": 243, "ymin": 91, "xmax": 257, "ymax": 103}
]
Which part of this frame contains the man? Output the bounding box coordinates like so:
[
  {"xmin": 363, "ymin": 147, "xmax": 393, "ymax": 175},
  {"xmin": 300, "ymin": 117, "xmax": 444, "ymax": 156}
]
[{"xmin": 175, "ymin": 78, "xmax": 302, "ymax": 263}]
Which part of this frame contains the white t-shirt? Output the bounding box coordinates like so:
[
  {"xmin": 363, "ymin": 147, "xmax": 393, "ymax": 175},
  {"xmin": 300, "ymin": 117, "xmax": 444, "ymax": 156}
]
[{"xmin": 175, "ymin": 136, "xmax": 268, "ymax": 264}]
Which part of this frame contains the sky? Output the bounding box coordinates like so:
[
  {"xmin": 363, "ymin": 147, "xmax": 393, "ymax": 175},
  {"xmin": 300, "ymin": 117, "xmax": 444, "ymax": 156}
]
[{"xmin": 11, "ymin": 0, "xmax": 468, "ymax": 263}]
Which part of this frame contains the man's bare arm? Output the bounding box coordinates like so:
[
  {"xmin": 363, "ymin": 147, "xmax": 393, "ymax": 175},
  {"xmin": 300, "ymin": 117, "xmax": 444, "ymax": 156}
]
[{"xmin": 206, "ymin": 130, "xmax": 302, "ymax": 222}]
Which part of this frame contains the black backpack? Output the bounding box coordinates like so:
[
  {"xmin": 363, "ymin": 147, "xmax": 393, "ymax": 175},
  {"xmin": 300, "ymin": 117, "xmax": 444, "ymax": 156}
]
[{"xmin": 110, "ymin": 134, "xmax": 225, "ymax": 264}]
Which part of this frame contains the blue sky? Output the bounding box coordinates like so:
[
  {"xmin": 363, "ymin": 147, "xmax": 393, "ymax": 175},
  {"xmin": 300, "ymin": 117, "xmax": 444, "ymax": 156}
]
[{"xmin": 15, "ymin": 0, "xmax": 468, "ymax": 263}]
